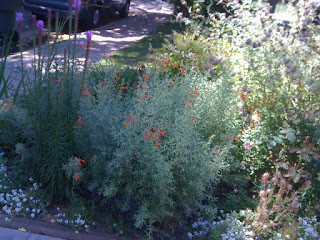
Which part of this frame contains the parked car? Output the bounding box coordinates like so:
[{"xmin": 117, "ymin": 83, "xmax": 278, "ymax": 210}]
[
  {"xmin": 0, "ymin": 0, "xmax": 19, "ymax": 43},
  {"xmin": 23, "ymin": 0, "xmax": 130, "ymax": 29}
]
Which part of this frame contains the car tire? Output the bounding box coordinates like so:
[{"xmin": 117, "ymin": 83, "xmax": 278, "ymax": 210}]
[
  {"xmin": 119, "ymin": 0, "xmax": 130, "ymax": 18},
  {"xmin": 86, "ymin": 6, "xmax": 101, "ymax": 29}
]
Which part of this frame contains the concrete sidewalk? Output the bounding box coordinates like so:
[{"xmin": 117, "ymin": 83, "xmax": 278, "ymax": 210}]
[
  {"xmin": 0, "ymin": 227, "xmax": 64, "ymax": 240},
  {"xmin": 0, "ymin": 213, "xmax": 137, "ymax": 240}
]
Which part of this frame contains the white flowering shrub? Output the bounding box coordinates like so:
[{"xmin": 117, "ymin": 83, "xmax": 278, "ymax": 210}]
[
  {"xmin": 297, "ymin": 216, "xmax": 320, "ymax": 240},
  {"xmin": 187, "ymin": 212, "xmax": 253, "ymax": 240},
  {"xmin": 0, "ymin": 164, "xmax": 48, "ymax": 220},
  {"xmin": 53, "ymin": 212, "xmax": 95, "ymax": 233}
]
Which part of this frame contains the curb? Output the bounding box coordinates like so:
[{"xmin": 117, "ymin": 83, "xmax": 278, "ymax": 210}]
[{"xmin": 0, "ymin": 214, "xmax": 138, "ymax": 240}]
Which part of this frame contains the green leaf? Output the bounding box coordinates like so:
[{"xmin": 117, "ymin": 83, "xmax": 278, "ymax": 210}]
[
  {"xmin": 293, "ymin": 173, "xmax": 301, "ymax": 183},
  {"xmin": 18, "ymin": 228, "xmax": 27, "ymax": 232},
  {"xmin": 279, "ymin": 129, "xmax": 288, "ymax": 134},
  {"xmin": 274, "ymin": 136, "xmax": 283, "ymax": 144},
  {"xmin": 268, "ymin": 140, "xmax": 277, "ymax": 148},
  {"xmin": 287, "ymin": 132, "xmax": 297, "ymax": 143}
]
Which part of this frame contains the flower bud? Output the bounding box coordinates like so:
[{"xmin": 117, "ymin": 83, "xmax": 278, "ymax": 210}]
[
  {"xmin": 37, "ymin": 20, "xmax": 44, "ymax": 31},
  {"xmin": 292, "ymin": 200, "xmax": 300, "ymax": 209},
  {"xmin": 210, "ymin": 69, "xmax": 217, "ymax": 75},
  {"xmin": 259, "ymin": 190, "xmax": 266, "ymax": 197},
  {"xmin": 16, "ymin": 13, "xmax": 23, "ymax": 24},
  {"xmin": 73, "ymin": 0, "xmax": 81, "ymax": 10},
  {"xmin": 263, "ymin": 172, "xmax": 270, "ymax": 179},
  {"xmin": 276, "ymin": 172, "xmax": 282, "ymax": 178},
  {"xmin": 86, "ymin": 30, "xmax": 93, "ymax": 42}
]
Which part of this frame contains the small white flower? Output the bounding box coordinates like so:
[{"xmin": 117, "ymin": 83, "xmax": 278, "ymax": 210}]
[
  {"xmin": 5, "ymin": 217, "xmax": 10, "ymax": 222},
  {"xmin": 51, "ymin": 219, "xmax": 55, "ymax": 223},
  {"xmin": 30, "ymin": 213, "xmax": 35, "ymax": 218},
  {"xmin": 75, "ymin": 231, "xmax": 79, "ymax": 234}
]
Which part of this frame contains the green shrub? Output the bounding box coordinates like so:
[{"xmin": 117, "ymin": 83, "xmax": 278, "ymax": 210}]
[{"xmin": 63, "ymin": 59, "xmax": 237, "ymax": 232}]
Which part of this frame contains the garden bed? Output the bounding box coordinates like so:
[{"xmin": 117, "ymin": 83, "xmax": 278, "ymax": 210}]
[{"xmin": 1, "ymin": 0, "xmax": 320, "ymax": 239}]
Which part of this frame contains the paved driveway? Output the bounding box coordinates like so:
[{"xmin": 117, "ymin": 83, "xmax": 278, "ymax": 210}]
[{"xmin": 3, "ymin": 0, "xmax": 174, "ymax": 90}]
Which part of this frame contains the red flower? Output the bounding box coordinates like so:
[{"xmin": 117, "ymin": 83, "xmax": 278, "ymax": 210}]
[{"xmin": 73, "ymin": 174, "xmax": 80, "ymax": 181}]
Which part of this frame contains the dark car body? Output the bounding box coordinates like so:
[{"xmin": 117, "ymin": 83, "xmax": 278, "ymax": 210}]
[{"xmin": 23, "ymin": 0, "xmax": 130, "ymax": 28}]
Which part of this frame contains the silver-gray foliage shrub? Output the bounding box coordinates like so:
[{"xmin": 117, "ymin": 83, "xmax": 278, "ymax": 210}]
[{"xmin": 64, "ymin": 61, "xmax": 237, "ymax": 230}]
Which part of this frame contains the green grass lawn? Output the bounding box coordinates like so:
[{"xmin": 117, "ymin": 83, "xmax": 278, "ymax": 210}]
[{"xmin": 111, "ymin": 21, "xmax": 186, "ymax": 67}]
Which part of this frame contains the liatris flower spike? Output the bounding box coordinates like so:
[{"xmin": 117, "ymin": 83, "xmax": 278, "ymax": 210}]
[
  {"xmin": 37, "ymin": 20, "xmax": 44, "ymax": 31},
  {"xmin": 86, "ymin": 30, "xmax": 93, "ymax": 42},
  {"xmin": 16, "ymin": 13, "xmax": 23, "ymax": 24},
  {"xmin": 74, "ymin": 0, "xmax": 81, "ymax": 10}
]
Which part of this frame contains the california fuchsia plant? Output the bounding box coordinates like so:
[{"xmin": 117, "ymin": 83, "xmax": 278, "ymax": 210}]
[{"xmin": 62, "ymin": 57, "xmax": 235, "ymax": 235}]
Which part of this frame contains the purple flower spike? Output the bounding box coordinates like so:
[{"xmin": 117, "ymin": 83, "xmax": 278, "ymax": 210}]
[
  {"xmin": 32, "ymin": 15, "xmax": 37, "ymax": 21},
  {"xmin": 16, "ymin": 13, "xmax": 23, "ymax": 23},
  {"xmin": 86, "ymin": 30, "xmax": 93, "ymax": 42},
  {"xmin": 73, "ymin": 0, "xmax": 82, "ymax": 10},
  {"xmin": 37, "ymin": 20, "xmax": 44, "ymax": 31}
]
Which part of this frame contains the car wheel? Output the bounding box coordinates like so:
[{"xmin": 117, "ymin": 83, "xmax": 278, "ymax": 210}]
[
  {"xmin": 119, "ymin": 0, "xmax": 130, "ymax": 17},
  {"xmin": 86, "ymin": 7, "xmax": 101, "ymax": 29}
]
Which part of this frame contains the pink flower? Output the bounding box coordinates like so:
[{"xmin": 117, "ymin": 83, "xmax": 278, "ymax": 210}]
[
  {"xmin": 86, "ymin": 30, "xmax": 93, "ymax": 42},
  {"xmin": 259, "ymin": 190, "xmax": 265, "ymax": 197},
  {"xmin": 271, "ymin": 177, "xmax": 278, "ymax": 184},
  {"xmin": 73, "ymin": 0, "xmax": 82, "ymax": 10},
  {"xmin": 37, "ymin": 20, "xmax": 44, "ymax": 31},
  {"xmin": 261, "ymin": 173, "xmax": 270, "ymax": 186},
  {"xmin": 244, "ymin": 141, "xmax": 253, "ymax": 152},
  {"xmin": 16, "ymin": 13, "xmax": 23, "ymax": 23}
]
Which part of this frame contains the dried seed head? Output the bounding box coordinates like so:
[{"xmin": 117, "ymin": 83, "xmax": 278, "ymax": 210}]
[
  {"xmin": 276, "ymin": 171, "xmax": 282, "ymax": 178},
  {"xmin": 259, "ymin": 190, "xmax": 266, "ymax": 197},
  {"xmin": 271, "ymin": 177, "xmax": 278, "ymax": 184}
]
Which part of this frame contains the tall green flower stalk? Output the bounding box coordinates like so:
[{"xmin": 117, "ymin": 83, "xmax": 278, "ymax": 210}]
[
  {"xmin": 36, "ymin": 20, "xmax": 44, "ymax": 86},
  {"xmin": 0, "ymin": 30, "xmax": 17, "ymax": 101},
  {"xmin": 16, "ymin": 13, "xmax": 25, "ymax": 97},
  {"xmin": 1, "ymin": 3, "xmax": 95, "ymax": 201}
]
